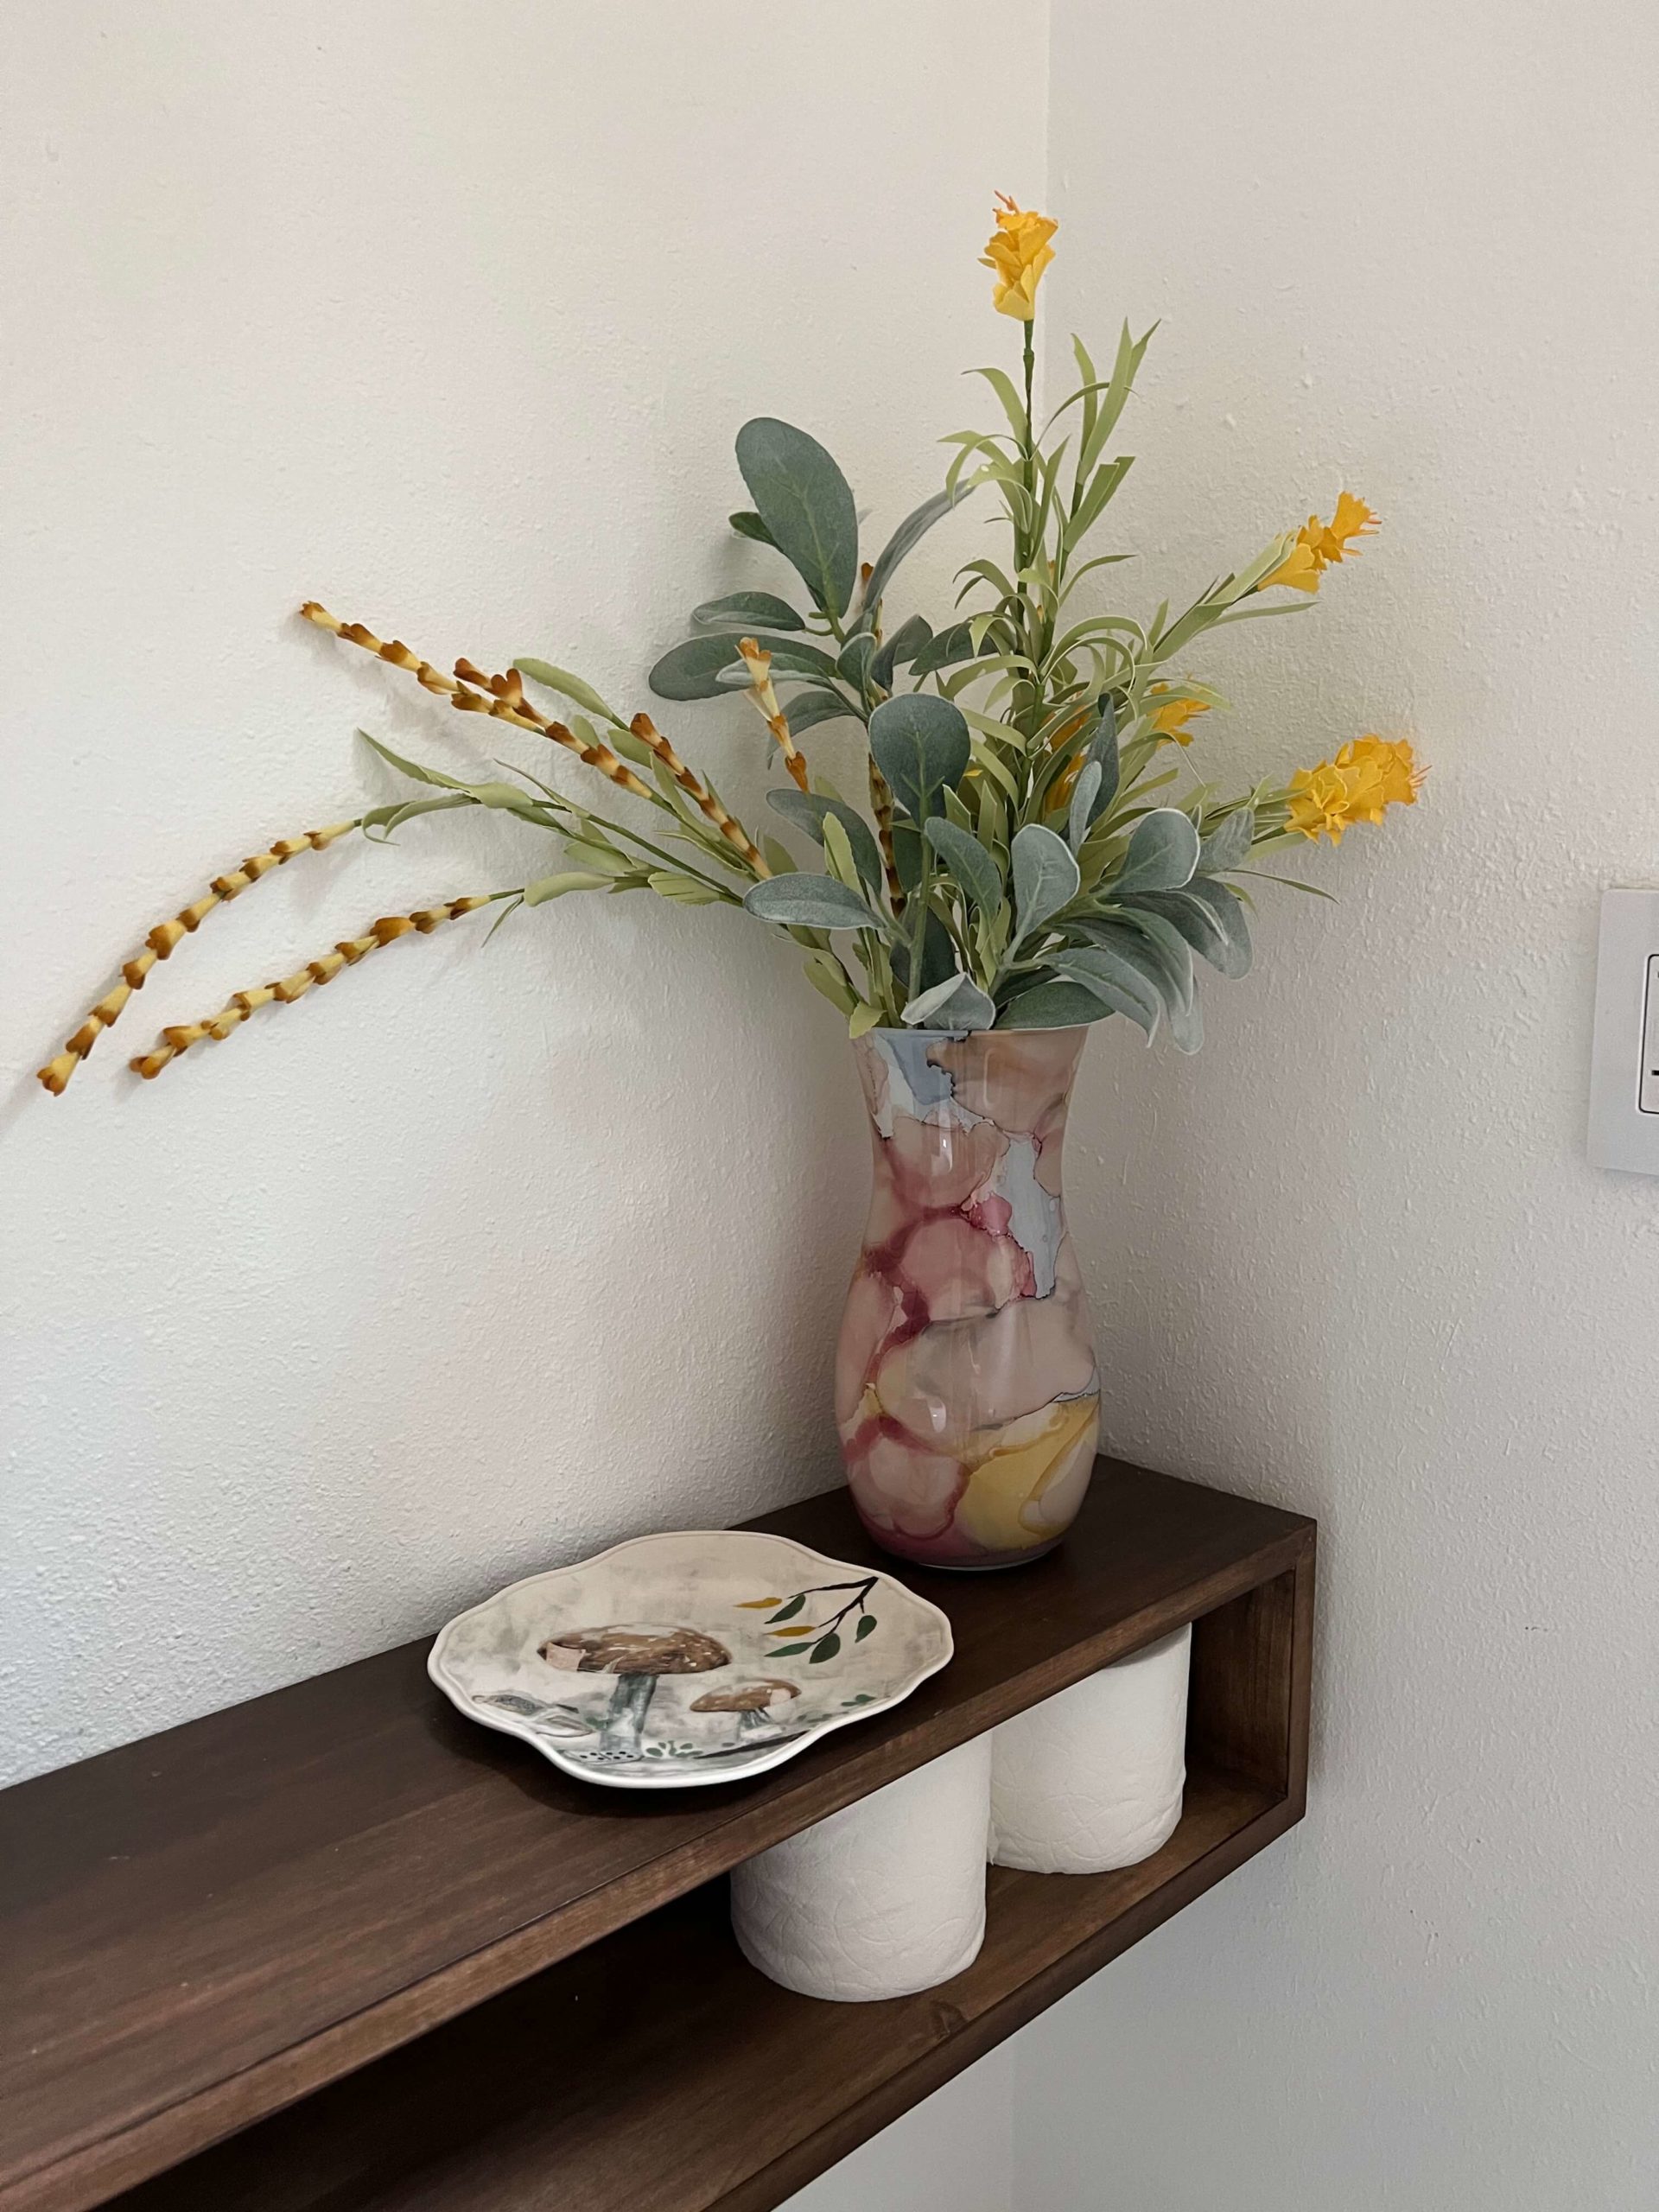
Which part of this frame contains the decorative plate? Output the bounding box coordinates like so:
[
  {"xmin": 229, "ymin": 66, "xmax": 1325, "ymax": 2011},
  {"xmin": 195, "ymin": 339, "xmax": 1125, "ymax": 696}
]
[{"xmin": 428, "ymin": 1528, "xmax": 954, "ymax": 1789}]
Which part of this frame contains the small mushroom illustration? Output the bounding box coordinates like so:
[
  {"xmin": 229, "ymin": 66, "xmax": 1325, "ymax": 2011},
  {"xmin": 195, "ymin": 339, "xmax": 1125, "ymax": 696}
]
[
  {"xmin": 537, "ymin": 1624, "xmax": 731, "ymax": 1759},
  {"xmin": 690, "ymin": 1676, "xmax": 803, "ymax": 1748}
]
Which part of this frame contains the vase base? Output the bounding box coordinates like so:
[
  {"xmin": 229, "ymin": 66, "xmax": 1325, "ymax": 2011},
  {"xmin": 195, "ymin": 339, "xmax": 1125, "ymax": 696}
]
[{"xmin": 866, "ymin": 1534, "xmax": 1066, "ymax": 1574}]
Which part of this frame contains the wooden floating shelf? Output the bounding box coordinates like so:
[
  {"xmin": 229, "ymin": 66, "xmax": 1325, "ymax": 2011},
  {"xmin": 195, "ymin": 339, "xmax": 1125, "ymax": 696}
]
[{"xmin": 0, "ymin": 1461, "xmax": 1315, "ymax": 2212}]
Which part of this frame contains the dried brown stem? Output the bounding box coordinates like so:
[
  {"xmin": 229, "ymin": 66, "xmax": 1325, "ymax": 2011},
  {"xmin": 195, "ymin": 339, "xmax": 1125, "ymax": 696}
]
[
  {"xmin": 129, "ymin": 897, "xmax": 492, "ymax": 1081},
  {"xmin": 301, "ymin": 603, "xmax": 654, "ymax": 802},
  {"xmin": 36, "ymin": 818, "xmax": 358, "ymax": 1095}
]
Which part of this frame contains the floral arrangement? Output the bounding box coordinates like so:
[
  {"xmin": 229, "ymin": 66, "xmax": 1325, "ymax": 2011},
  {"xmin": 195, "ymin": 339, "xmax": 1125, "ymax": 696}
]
[{"xmin": 39, "ymin": 196, "xmax": 1421, "ymax": 1096}]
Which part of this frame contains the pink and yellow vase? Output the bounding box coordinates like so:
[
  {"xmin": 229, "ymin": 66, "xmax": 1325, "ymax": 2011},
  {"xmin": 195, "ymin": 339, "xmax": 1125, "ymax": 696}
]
[{"xmin": 836, "ymin": 1026, "xmax": 1099, "ymax": 1571}]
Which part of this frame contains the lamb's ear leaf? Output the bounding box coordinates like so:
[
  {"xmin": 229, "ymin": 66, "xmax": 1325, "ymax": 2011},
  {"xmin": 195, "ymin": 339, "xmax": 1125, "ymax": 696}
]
[
  {"xmin": 1010, "ymin": 823, "xmax": 1081, "ymax": 943},
  {"xmin": 648, "ymin": 634, "xmax": 745, "ymax": 700},
  {"xmin": 1198, "ymin": 804, "xmax": 1255, "ymax": 874},
  {"xmin": 901, "ymin": 971, "xmax": 996, "ymax": 1031},
  {"xmin": 923, "ymin": 816, "xmax": 1004, "ymax": 916},
  {"xmin": 861, "ymin": 483, "xmax": 972, "ymax": 613},
  {"xmin": 729, "ymin": 509, "xmax": 778, "ymax": 547},
  {"xmin": 1112, "ymin": 806, "xmax": 1201, "ymax": 894},
  {"xmin": 690, "ymin": 591, "xmax": 804, "ymax": 632},
  {"xmin": 1067, "ymin": 760, "xmax": 1103, "ymax": 851},
  {"xmin": 872, "ymin": 613, "xmax": 933, "ymax": 690},
  {"xmin": 868, "ymin": 692, "xmax": 971, "ymax": 822},
  {"xmin": 998, "ymin": 977, "xmax": 1121, "ymax": 1028},
  {"xmin": 766, "ymin": 790, "xmax": 885, "ymax": 894},
  {"xmin": 742, "ymin": 872, "xmax": 880, "ymax": 932},
  {"xmin": 784, "ymin": 690, "xmax": 857, "ymax": 737},
  {"xmin": 735, "ymin": 417, "xmax": 859, "ymax": 619}
]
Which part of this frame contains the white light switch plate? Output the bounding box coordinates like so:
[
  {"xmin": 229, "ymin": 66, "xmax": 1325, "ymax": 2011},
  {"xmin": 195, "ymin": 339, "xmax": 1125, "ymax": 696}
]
[{"xmin": 1587, "ymin": 889, "xmax": 1659, "ymax": 1174}]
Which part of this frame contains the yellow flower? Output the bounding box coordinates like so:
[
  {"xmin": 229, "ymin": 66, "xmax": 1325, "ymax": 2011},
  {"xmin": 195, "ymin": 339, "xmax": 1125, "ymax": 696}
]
[
  {"xmin": 1285, "ymin": 735, "xmax": 1423, "ymax": 843},
  {"xmin": 1261, "ymin": 493, "xmax": 1379, "ymax": 594},
  {"xmin": 981, "ymin": 193, "xmax": 1057, "ymax": 321},
  {"xmin": 1147, "ymin": 693, "xmax": 1208, "ymax": 746}
]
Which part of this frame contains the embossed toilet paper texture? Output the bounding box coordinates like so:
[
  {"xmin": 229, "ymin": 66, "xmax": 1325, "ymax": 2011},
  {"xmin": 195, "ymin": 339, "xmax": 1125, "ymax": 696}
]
[
  {"xmin": 731, "ymin": 1734, "xmax": 993, "ymax": 2001},
  {"xmin": 989, "ymin": 1624, "xmax": 1190, "ymax": 1874}
]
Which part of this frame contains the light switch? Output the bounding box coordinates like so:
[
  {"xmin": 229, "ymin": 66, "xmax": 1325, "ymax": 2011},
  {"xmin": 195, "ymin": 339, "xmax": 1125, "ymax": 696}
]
[{"xmin": 1587, "ymin": 889, "xmax": 1659, "ymax": 1174}]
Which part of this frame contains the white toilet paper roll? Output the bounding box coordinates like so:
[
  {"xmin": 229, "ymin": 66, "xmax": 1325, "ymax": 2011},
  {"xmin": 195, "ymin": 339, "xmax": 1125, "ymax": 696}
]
[
  {"xmin": 989, "ymin": 1623, "xmax": 1191, "ymax": 1874},
  {"xmin": 730, "ymin": 1733, "xmax": 992, "ymax": 2002}
]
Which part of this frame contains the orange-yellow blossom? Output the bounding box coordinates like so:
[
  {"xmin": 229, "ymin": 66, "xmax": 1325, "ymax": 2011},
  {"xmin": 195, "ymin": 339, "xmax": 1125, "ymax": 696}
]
[
  {"xmin": 1262, "ymin": 493, "xmax": 1379, "ymax": 594},
  {"xmin": 1286, "ymin": 735, "xmax": 1424, "ymax": 843},
  {"xmin": 1147, "ymin": 693, "xmax": 1208, "ymax": 746},
  {"xmin": 980, "ymin": 194, "xmax": 1057, "ymax": 321}
]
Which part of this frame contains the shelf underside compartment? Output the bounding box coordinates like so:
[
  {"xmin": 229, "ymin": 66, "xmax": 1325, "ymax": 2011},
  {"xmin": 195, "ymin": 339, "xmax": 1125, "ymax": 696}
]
[{"xmin": 114, "ymin": 1763, "xmax": 1285, "ymax": 2212}]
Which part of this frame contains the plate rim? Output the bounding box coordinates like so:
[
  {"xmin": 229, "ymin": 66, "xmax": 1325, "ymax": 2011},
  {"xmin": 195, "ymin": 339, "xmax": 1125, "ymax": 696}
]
[{"xmin": 427, "ymin": 1526, "xmax": 955, "ymax": 1792}]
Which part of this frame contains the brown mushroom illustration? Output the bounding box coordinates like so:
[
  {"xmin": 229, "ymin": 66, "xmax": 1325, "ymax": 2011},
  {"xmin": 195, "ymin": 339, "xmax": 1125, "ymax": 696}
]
[
  {"xmin": 690, "ymin": 1676, "xmax": 803, "ymax": 1747},
  {"xmin": 537, "ymin": 1624, "xmax": 731, "ymax": 1759}
]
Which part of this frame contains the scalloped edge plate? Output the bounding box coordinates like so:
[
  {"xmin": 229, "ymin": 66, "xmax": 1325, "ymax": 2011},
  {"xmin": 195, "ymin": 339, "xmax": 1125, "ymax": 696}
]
[{"xmin": 429, "ymin": 1527, "xmax": 953, "ymax": 1790}]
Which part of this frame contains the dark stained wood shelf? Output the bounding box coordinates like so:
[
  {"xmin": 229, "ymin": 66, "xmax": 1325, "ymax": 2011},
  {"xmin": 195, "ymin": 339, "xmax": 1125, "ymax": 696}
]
[{"xmin": 0, "ymin": 1460, "xmax": 1314, "ymax": 2212}]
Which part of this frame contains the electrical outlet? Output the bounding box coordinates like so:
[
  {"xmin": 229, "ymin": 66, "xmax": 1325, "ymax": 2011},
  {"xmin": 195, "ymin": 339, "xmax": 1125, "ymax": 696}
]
[{"xmin": 1587, "ymin": 889, "xmax": 1659, "ymax": 1174}]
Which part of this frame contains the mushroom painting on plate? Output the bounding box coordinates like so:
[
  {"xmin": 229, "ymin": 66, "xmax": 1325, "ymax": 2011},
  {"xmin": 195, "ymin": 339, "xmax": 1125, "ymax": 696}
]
[{"xmin": 429, "ymin": 1528, "xmax": 954, "ymax": 1790}]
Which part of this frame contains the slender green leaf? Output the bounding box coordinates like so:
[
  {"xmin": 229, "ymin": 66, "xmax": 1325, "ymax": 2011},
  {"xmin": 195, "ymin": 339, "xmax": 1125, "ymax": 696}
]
[
  {"xmin": 512, "ymin": 659, "xmax": 622, "ymax": 725},
  {"xmin": 863, "ymin": 484, "xmax": 970, "ymax": 613},
  {"xmin": 523, "ymin": 871, "xmax": 613, "ymax": 905}
]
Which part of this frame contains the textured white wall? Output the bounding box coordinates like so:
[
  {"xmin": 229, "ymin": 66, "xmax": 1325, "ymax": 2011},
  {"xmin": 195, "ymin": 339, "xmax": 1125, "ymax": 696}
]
[
  {"xmin": 1017, "ymin": 3, "xmax": 1659, "ymax": 2207},
  {"xmin": 0, "ymin": 0, "xmax": 1046, "ymax": 1789}
]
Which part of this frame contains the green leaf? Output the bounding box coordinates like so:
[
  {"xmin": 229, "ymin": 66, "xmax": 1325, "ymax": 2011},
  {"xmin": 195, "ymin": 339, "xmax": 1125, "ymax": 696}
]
[
  {"xmin": 810, "ymin": 1631, "xmax": 842, "ymax": 1663},
  {"xmin": 970, "ymin": 364, "xmax": 1030, "ymax": 440},
  {"xmin": 648, "ymin": 632, "xmax": 840, "ymax": 701},
  {"xmin": 1135, "ymin": 881, "xmax": 1253, "ymax": 978},
  {"xmin": 735, "ymin": 416, "xmax": 859, "ymax": 619},
  {"xmin": 358, "ymin": 730, "xmax": 474, "ymax": 792},
  {"xmin": 801, "ymin": 950, "xmax": 857, "ymax": 1014},
  {"xmin": 767, "ymin": 1594, "xmax": 806, "ymax": 1623},
  {"xmin": 1111, "ymin": 808, "xmax": 1200, "ymax": 895},
  {"xmin": 909, "ymin": 620, "xmax": 978, "ymax": 678},
  {"xmin": 837, "ymin": 632, "xmax": 876, "ymax": 690},
  {"xmin": 522, "ymin": 871, "xmax": 613, "ymax": 905},
  {"xmin": 1067, "ymin": 761, "xmax": 1103, "ymax": 852},
  {"xmin": 742, "ymin": 873, "xmax": 880, "ymax": 932},
  {"xmin": 868, "ymin": 692, "xmax": 971, "ymax": 823},
  {"xmin": 1116, "ymin": 906, "xmax": 1197, "ymax": 1011},
  {"xmin": 1010, "ymin": 823, "xmax": 1081, "ymax": 945},
  {"xmin": 512, "ymin": 659, "xmax": 621, "ymax": 725},
  {"xmin": 785, "ymin": 690, "xmax": 857, "ymax": 736},
  {"xmin": 647, "ymin": 870, "xmax": 724, "ymax": 906},
  {"xmin": 691, "ymin": 590, "xmax": 804, "ymax": 632},
  {"xmin": 902, "ymin": 972, "xmax": 996, "ymax": 1031},
  {"xmin": 848, "ymin": 1001, "xmax": 883, "ymax": 1039},
  {"xmin": 871, "ymin": 613, "xmax": 933, "ymax": 690},
  {"xmin": 769, "ymin": 1642, "xmax": 814, "ymax": 1656},
  {"xmin": 1048, "ymin": 944, "xmax": 1161, "ymax": 1035},
  {"xmin": 862, "ymin": 484, "xmax": 970, "ymax": 613},
  {"xmin": 923, "ymin": 816, "xmax": 1003, "ymax": 916},
  {"xmin": 728, "ymin": 509, "xmax": 777, "ymax": 547},
  {"xmin": 766, "ymin": 790, "xmax": 884, "ymax": 894},
  {"xmin": 891, "ymin": 907, "xmax": 956, "ymax": 997},
  {"xmin": 1198, "ymin": 805, "xmax": 1255, "ymax": 874},
  {"xmin": 999, "ymin": 978, "xmax": 1120, "ymax": 1029},
  {"xmin": 855, "ymin": 1613, "xmax": 877, "ymax": 1641}
]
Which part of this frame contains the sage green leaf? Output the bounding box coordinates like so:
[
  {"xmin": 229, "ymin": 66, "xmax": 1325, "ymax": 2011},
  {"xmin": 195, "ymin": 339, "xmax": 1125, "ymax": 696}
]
[
  {"xmin": 728, "ymin": 509, "xmax": 778, "ymax": 547},
  {"xmin": 735, "ymin": 416, "xmax": 859, "ymax": 619},
  {"xmin": 1048, "ymin": 944, "xmax": 1160, "ymax": 1036},
  {"xmin": 1166, "ymin": 984, "xmax": 1204, "ymax": 1054},
  {"xmin": 1088, "ymin": 694, "xmax": 1122, "ymax": 815},
  {"xmin": 868, "ymin": 692, "xmax": 971, "ymax": 823},
  {"xmin": 837, "ymin": 632, "xmax": 875, "ymax": 690},
  {"xmin": 909, "ymin": 620, "xmax": 978, "ymax": 678},
  {"xmin": 648, "ymin": 632, "xmax": 840, "ymax": 701},
  {"xmin": 862, "ymin": 484, "xmax": 970, "ymax": 613},
  {"xmin": 762, "ymin": 834, "xmax": 797, "ymax": 876},
  {"xmin": 871, "ymin": 613, "xmax": 933, "ymax": 689},
  {"xmin": 1010, "ymin": 823, "xmax": 1080, "ymax": 944},
  {"xmin": 1198, "ymin": 805, "xmax": 1255, "ymax": 874},
  {"xmin": 1117, "ymin": 906, "xmax": 1196, "ymax": 1010},
  {"xmin": 1111, "ymin": 807, "xmax": 1200, "ymax": 895},
  {"xmin": 766, "ymin": 789, "xmax": 884, "ymax": 893},
  {"xmin": 998, "ymin": 978, "xmax": 1120, "ymax": 1029},
  {"xmin": 891, "ymin": 823, "xmax": 923, "ymax": 895},
  {"xmin": 785, "ymin": 690, "xmax": 856, "ymax": 736},
  {"xmin": 743, "ymin": 873, "xmax": 880, "ymax": 931},
  {"xmin": 523, "ymin": 871, "xmax": 613, "ymax": 905},
  {"xmin": 1140, "ymin": 880, "xmax": 1253, "ymax": 978},
  {"xmin": 1067, "ymin": 761, "xmax": 1103, "ymax": 851},
  {"xmin": 901, "ymin": 972, "xmax": 996, "ymax": 1031},
  {"xmin": 923, "ymin": 816, "xmax": 1003, "ymax": 916},
  {"xmin": 691, "ymin": 590, "xmax": 804, "ymax": 632},
  {"xmin": 892, "ymin": 908, "xmax": 956, "ymax": 996},
  {"xmin": 512, "ymin": 659, "xmax": 621, "ymax": 724}
]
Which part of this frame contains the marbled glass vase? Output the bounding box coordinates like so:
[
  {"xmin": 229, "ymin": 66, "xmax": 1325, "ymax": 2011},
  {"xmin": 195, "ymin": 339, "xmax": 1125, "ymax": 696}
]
[{"xmin": 836, "ymin": 1026, "xmax": 1100, "ymax": 1570}]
